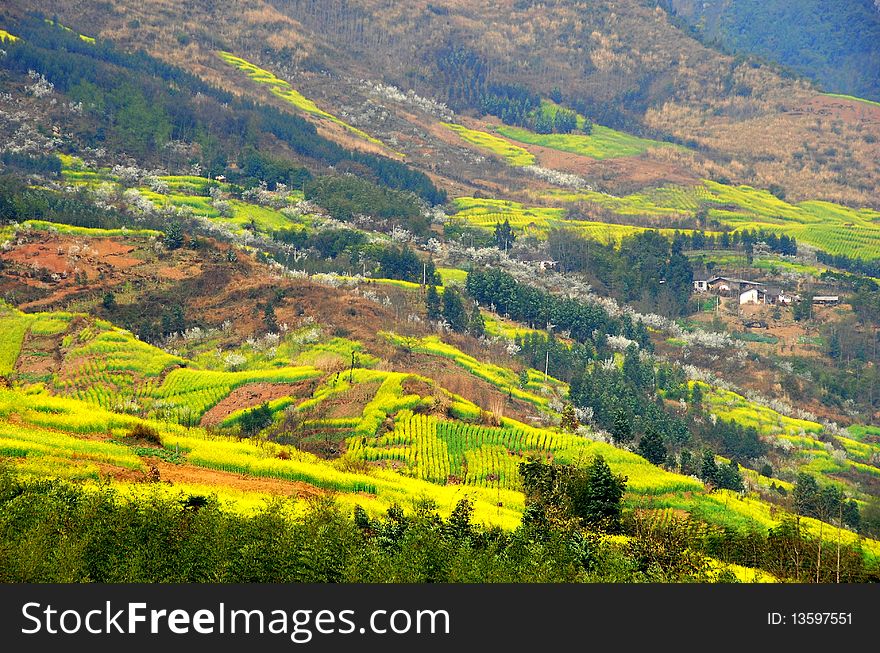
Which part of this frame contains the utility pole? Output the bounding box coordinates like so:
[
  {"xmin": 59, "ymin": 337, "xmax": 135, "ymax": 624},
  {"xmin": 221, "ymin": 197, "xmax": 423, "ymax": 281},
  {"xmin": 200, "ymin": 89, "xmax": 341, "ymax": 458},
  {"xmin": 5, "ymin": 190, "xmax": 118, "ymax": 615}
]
[{"xmin": 544, "ymin": 350, "xmax": 549, "ymax": 383}]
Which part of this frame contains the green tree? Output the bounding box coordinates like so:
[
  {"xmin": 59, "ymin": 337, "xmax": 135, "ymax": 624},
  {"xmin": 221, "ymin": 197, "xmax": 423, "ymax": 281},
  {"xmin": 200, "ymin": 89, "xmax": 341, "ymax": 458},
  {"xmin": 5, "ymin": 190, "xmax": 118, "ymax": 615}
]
[
  {"xmin": 441, "ymin": 288, "xmax": 468, "ymax": 332},
  {"xmin": 102, "ymin": 291, "xmax": 116, "ymax": 310},
  {"xmin": 425, "ymin": 284, "xmax": 442, "ymax": 321},
  {"xmin": 569, "ymin": 455, "xmax": 628, "ymax": 533},
  {"xmin": 493, "ymin": 219, "xmax": 516, "ymax": 252},
  {"xmin": 793, "ymin": 473, "xmax": 821, "ymax": 518},
  {"xmin": 468, "ymin": 304, "xmax": 486, "ymax": 338},
  {"xmin": 240, "ymin": 402, "xmax": 273, "ymax": 436},
  {"xmin": 560, "ymin": 404, "xmax": 579, "ymax": 433},
  {"xmin": 700, "ymin": 449, "xmax": 719, "ymax": 487},
  {"xmin": 264, "ymin": 303, "xmax": 279, "ymax": 334},
  {"xmin": 679, "ymin": 449, "xmax": 694, "ymax": 475},
  {"xmin": 637, "ymin": 428, "xmax": 667, "ymax": 465},
  {"xmin": 164, "ymin": 222, "xmax": 184, "ymax": 250},
  {"xmin": 717, "ymin": 461, "xmax": 744, "ymax": 492},
  {"xmin": 842, "ymin": 500, "xmax": 860, "ymax": 530},
  {"xmin": 792, "ymin": 294, "xmax": 813, "ymax": 321},
  {"xmin": 611, "ymin": 409, "xmax": 633, "ymax": 444},
  {"xmin": 690, "ymin": 383, "xmax": 703, "ymax": 412}
]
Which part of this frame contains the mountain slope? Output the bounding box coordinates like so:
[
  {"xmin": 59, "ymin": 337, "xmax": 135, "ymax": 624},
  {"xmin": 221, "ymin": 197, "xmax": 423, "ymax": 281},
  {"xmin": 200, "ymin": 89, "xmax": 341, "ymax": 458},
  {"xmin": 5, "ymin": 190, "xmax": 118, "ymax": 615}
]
[{"xmin": 666, "ymin": 0, "xmax": 880, "ymax": 102}]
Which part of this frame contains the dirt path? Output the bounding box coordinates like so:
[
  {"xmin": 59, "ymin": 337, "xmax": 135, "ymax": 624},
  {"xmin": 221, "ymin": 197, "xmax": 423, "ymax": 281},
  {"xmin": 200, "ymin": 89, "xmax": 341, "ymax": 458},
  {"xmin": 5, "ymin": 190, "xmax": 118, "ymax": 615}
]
[{"xmin": 151, "ymin": 458, "xmax": 325, "ymax": 499}]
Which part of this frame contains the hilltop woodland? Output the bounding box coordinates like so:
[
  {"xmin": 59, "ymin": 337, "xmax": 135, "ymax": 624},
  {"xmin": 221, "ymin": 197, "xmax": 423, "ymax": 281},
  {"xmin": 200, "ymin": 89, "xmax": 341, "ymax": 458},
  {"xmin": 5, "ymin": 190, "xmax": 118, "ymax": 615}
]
[{"xmin": 0, "ymin": 4, "xmax": 880, "ymax": 583}]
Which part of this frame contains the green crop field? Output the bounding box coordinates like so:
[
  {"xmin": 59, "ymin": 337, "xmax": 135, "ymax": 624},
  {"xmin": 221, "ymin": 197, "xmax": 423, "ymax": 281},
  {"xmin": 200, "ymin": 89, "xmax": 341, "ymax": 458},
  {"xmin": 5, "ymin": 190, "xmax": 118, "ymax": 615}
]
[
  {"xmin": 441, "ymin": 123, "xmax": 536, "ymax": 166},
  {"xmin": 496, "ymin": 123, "xmax": 678, "ymax": 159},
  {"xmin": 0, "ymin": 308, "xmax": 32, "ymax": 375},
  {"xmin": 0, "ymin": 29, "xmax": 19, "ymax": 42},
  {"xmin": 217, "ymin": 51, "xmax": 385, "ymax": 147},
  {"xmin": 152, "ymin": 366, "xmax": 322, "ymax": 424},
  {"xmin": 58, "ymin": 158, "xmax": 313, "ymax": 239},
  {"xmin": 531, "ymin": 179, "xmax": 880, "ymax": 259},
  {"xmin": 694, "ymin": 381, "xmax": 880, "ymax": 500},
  {"xmin": 436, "ymin": 267, "xmax": 468, "ymax": 285},
  {"xmin": 451, "ymin": 196, "xmax": 714, "ymax": 243}
]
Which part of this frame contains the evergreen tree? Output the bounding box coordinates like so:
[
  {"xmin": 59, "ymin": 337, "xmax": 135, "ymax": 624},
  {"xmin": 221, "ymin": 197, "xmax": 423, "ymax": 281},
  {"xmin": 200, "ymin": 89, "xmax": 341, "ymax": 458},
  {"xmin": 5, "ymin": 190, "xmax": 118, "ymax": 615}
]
[
  {"xmin": 264, "ymin": 303, "xmax": 279, "ymax": 334},
  {"xmin": 569, "ymin": 455, "xmax": 628, "ymax": 533},
  {"xmin": 828, "ymin": 331, "xmax": 841, "ymax": 360},
  {"xmin": 679, "ymin": 449, "xmax": 694, "ymax": 475},
  {"xmin": 611, "ymin": 409, "xmax": 633, "ymax": 444},
  {"xmin": 560, "ymin": 404, "xmax": 579, "ymax": 433},
  {"xmin": 690, "ymin": 382, "xmax": 703, "ymax": 412},
  {"xmin": 717, "ymin": 461, "xmax": 744, "ymax": 492},
  {"xmin": 637, "ymin": 428, "xmax": 667, "ymax": 465},
  {"xmin": 164, "ymin": 221, "xmax": 184, "ymax": 250},
  {"xmin": 793, "ymin": 473, "xmax": 821, "ymax": 518},
  {"xmin": 240, "ymin": 402, "xmax": 273, "ymax": 436},
  {"xmin": 441, "ymin": 288, "xmax": 468, "ymax": 332},
  {"xmin": 493, "ymin": 219, "xmax": 516, "ymax": 252},
  {"xmin": 425, "ymin": 284, "xmax": 442, "ymax": 321},
  {"xmin": 700, "ymin": 449, "xmax": 719, "ymax": 487},
  {"xmin": 842, "ymin": 500, "xmax": 861, "ymax": 530},
  {"xmin": 468, "ymin": 304, "xmax": 486, "ymax": 338}
]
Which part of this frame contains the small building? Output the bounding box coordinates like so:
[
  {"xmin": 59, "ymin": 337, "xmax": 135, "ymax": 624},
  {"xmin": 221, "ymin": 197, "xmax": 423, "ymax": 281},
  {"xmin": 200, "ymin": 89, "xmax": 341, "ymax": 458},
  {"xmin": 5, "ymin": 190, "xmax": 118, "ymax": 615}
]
[
  {"xmin": 706, "ymin": 276, "xmax": 764, "ymax": 296},
  {"xmin": 763, "ymin": 287, "xmax": 794, "ymax": 305},
  {"xmin": 739, "ymin": 288, "xmax": 763, "ymax": 305},
  {"xmin": 693, "ymin": 278, "xmax": 710, "ymax": 292},
  {"xmin": 812, "ymin": 295, "xmax": 839, "ymax": 305}
]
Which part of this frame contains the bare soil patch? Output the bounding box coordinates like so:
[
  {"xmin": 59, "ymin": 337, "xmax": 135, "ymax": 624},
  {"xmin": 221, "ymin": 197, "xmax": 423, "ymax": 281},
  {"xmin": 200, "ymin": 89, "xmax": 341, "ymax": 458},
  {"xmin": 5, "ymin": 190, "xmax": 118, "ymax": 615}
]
[
  {"xmin": 200, "ymin": 380, "xmax": 318, "ymax": 427},
  {"xmin": 150, "ymin": 459, "xmax": 325, "ymax": 499}
]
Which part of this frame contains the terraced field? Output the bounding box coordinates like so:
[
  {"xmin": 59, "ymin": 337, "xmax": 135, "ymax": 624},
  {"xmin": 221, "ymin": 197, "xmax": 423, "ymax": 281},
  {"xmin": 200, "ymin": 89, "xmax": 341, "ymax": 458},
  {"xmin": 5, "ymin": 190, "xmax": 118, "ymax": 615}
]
[
  {"xmin": 58, "ymin": 162, "xmax": 314, "ymax": 238},
  {"xmin": 531, "ymin": 180, "xmax": 880, "ymax": 259},
  {"xmin": 3, "ymin": 305, "xmax": 880, "ymax": 557},
  {"xmin": 451, "ymin": 197, "xmax": 714, "ymax": 243},
  {"xmin": 694, "ymin": 382, "xmax": 880, "ymax": 500}
]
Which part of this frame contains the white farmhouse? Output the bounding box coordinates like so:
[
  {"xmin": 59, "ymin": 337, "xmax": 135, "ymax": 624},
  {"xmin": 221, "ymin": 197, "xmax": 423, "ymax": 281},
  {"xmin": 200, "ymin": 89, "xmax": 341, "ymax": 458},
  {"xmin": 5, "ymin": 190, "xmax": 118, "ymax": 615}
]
[{"xmin": 739, "ymin": 288, "xmax": 762, "ymax": 305}]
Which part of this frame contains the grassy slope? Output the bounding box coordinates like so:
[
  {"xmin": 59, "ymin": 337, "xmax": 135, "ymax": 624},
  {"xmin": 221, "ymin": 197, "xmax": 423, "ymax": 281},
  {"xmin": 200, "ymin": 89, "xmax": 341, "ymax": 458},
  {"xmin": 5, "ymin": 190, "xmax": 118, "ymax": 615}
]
[{"xmin": 496, "ymin": 123, "xmax": 677, "ymax": 159}]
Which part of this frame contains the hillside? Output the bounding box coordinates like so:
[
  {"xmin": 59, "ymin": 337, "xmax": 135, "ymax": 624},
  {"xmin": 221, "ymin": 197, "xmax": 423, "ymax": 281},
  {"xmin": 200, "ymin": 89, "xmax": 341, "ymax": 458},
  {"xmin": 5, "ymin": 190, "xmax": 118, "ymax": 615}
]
[
  {"xmin": 5, "ymin": 0, "xmax": 880, "ymax": 208},
  {"xmin": 1, "ymin": 2, "xmax": 880, "ymax": 584},
  {"xmin": 665, "ymin": 0, "xmax": 880, "ymax": 103}
]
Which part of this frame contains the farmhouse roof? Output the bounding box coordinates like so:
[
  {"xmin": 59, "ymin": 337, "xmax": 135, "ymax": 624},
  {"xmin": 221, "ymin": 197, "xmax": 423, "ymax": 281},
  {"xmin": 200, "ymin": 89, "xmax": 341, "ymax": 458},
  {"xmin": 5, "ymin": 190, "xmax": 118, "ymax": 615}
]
[{"xmin": 708, "ymin": 276, "xmax": 764, "ymax": 285}]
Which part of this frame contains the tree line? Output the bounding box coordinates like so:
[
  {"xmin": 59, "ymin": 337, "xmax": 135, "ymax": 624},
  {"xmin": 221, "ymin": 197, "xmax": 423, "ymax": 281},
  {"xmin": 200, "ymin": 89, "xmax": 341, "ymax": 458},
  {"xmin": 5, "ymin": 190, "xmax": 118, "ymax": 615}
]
[{"xmin": 1, "ymin": 464, "xmax": 876, "ymax": 582}]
